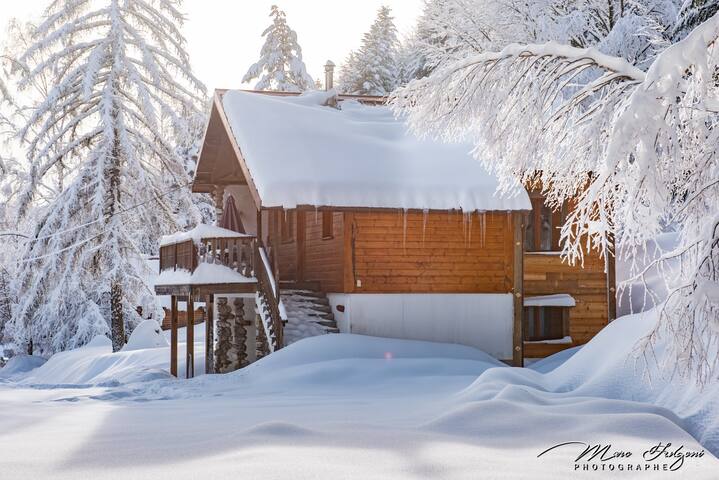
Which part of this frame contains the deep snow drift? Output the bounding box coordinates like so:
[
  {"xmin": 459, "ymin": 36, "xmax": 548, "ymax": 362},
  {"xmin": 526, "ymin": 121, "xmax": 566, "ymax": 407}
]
[{"xmin": 0, "ymin": 310, "xmax": 717, "ymax": 478}]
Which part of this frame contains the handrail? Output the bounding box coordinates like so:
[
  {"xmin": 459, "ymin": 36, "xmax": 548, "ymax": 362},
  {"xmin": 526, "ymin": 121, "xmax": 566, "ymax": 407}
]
[{"xmin": 254, "ymin": 242, "xmax": 284, "ymax": 350}]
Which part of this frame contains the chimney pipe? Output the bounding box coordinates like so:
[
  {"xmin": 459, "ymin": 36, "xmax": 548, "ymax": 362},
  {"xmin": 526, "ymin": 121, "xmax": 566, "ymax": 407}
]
[{"xmin": 324, "ymin": 60, "xmax": 335, "ymax": 91}]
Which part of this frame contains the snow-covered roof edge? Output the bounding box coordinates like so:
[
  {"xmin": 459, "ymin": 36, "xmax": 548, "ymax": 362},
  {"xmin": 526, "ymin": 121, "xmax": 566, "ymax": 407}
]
[
  {"xmin": 524, "ymin": 294, "xmax": 576, "ymax": 307},
  {"xmin": 160, "ymin": 224, "xmax": 254, "ymax": 248},
  {"xmin": 218, "ymin": 89, "xmax": 531, "ymax": 212}
]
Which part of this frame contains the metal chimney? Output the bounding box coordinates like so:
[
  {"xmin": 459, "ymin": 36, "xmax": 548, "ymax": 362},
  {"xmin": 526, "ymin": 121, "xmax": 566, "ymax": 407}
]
[{"xmin": 324, "ymin": 60, "xmax": 335, "ymax": 91}]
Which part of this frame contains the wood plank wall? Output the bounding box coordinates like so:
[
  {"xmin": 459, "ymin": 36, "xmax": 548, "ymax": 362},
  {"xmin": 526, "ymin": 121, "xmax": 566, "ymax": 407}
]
[
  {"xmin": 302, "ymin": 211, "xmax": 345, "ymax": 291},
  {"xmin": 344, "ymin": 211, "xmax": 515, "ymax": 293},
  {"xmin": 523, "ymin": 252, "xmax": 609, "ymax": 345}
]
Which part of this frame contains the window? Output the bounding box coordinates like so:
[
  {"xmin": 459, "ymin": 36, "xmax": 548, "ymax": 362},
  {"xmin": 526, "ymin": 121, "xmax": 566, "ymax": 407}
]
[
  {"xmin": 525, "ymin": 194, "xmax": 564, "ymax": 251},
  {"xmin": 322, "ymin": 211, "xmax": 333, "ymax": 239},
  {"xmin": 281, "ymin": 210, "xmax": 295, "ymax": 243},
  {"xmin": 524, "ymin": 306, "xmax": 568, "ymax": 341}
]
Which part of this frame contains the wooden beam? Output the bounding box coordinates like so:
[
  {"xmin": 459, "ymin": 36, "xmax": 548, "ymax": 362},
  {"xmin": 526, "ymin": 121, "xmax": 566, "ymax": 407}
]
[
  {"xmin": 257, "ymin": 209, "xmax": 263, "ymax": 243},
  {"xmin": 205, "ymin": 294, "xmax": 214, "ymax": 375},
  {"xmin": 213, "ymin": 92, "xmax": 263, "ymax": 210},
  {"xmin": 512, "ymin": 212, "xmax": 525, "ymax": 367},
  {"xmin": 606, "ymin": 233, "xmax": 617, "ymax": 322},
  {"xmin": 170, "ymin": 295, "xmax": 178, "ymax": 377},
  {"xmin": 186, "ymin": 294, "xmax": 195, "ymax": 379}
]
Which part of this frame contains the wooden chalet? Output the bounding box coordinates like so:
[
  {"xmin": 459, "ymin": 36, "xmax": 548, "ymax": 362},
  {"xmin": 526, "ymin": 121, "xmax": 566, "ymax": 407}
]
[{"xmin": 155, "ymin": 76, "xmax": 616, "ymax": 376}]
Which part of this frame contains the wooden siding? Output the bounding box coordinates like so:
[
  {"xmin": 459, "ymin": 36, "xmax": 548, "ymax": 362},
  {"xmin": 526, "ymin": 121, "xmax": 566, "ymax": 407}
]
[
  {"xmin": 276, "ymin": 210, "xmax": 298, "ymax": 283},
  {"xmin": 344, "ymin": 211, "xmax": 516, "ymax": 293},
  {"xmin": 523, "ymin": 252, "xmax": 609, "ymax": 346},
  {"xmin": 302, "ymin": 211, "xmax": 345, "ymax": 292}
]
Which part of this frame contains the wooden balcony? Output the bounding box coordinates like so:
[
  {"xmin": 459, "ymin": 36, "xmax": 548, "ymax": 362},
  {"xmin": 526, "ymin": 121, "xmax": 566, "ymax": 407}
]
[{"xmin": 155, "ymin": 229, "xmax": 258, "ymax": 296}]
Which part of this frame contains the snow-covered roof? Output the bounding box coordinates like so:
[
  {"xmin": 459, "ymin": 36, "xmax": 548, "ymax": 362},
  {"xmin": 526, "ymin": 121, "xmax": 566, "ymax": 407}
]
[
  {"xmin": 524, "ymin": 294, "xmax": 576, "ymax": 308},
  {"xmin": 221, "ymin": 90, "xmax": 531, "ymax": 211},
  {"xmin": 159, "ymin": 224, "xmax": 253, "ymax": 247}
]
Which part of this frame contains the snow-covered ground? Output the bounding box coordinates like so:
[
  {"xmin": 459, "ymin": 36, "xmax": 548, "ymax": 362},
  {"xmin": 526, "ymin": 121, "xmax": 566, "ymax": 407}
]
[{"xmin": 0, "ymin": 311, "xmax": 717, "ymax": 478}]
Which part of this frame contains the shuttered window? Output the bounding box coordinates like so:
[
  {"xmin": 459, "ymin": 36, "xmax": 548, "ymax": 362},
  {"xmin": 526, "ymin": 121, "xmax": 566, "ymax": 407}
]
[
  {"xmin": 322, "ymin": 211, "xmax": 333, "ymax": 239},
  {"xmin": 524, "ymin": 306, "xmax": 569, "ymax": 341},
  {"xmin": 525, "ymin": 193, "xmax": 565, "ymax": 251}
]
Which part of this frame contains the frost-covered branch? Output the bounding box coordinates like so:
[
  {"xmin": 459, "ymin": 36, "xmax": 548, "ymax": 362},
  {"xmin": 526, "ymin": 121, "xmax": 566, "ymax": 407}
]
[{"xmin": 394, "ymin": 13, "xmax": 719, "ymax": 383}]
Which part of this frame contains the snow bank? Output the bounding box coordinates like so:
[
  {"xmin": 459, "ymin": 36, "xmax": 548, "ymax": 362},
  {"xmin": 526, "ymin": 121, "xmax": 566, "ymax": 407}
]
[
  {"xmin": 0, "ymin": 355, "xmax": 47, "ymax": 379},
  {"xmin": 222, "ymin": 90, "xmax": 531, "ymax": 211},
  {"xmin": 159, "ymin": 224, "xmax": 253, "ymax": 247},
  {"xmin": 15, "ymin": 324, "xmax": 206, "ymax": 386},
  {"xmin": 122, "ymin": 320, "xmax": 168, "ymax": 351},
  {"xmin": 458, "ymin": 309, "xmax": 719, "ymax": 454}
]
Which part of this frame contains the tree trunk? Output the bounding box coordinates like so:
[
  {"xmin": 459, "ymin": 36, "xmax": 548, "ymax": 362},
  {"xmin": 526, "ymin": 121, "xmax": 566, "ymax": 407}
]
[
  {"xmin": 110, "ymin": 279, "xmax": 124, "ymax": 352},
  {"xmin": 107, "ymin": 127, "xmax": 125, "ymax": 352}
]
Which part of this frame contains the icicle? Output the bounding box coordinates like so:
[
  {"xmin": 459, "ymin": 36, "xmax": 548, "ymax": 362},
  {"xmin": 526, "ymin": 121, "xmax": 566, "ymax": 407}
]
[
  {"xmin": 480, "ymin": 211, "xmax": 486, "ymax": 248},
  {"xmin": 422, "ymin": 208, "xmax": 429, "ymax": 248},
  {"xmin": 402, "ymin": 208, "xmax": 408, "ymax": 255},
  {"xmin": 314, "ymin": 206, "xmax": 319, "ymax": 224},
  {"xmin": 467, "ymin": 211, "xmax": 474, "ymax": 248}
]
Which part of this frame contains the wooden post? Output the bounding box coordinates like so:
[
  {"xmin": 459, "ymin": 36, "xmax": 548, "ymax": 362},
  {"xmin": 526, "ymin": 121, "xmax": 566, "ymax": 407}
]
[
  {"xmin": 257, "ymin": 208, "xmax": 263, "ymax": 244},
  {"xmin": 213, "ymin": 185, "xmax": 225, "ymax": 225},
  {"xmin": 186, "ymin": 293, "xmax": 195, "ymax": 379},
  {"xmin": 606, "ymin": 233, "xmax": 617, "ymax": 322},
  {"xmin": 205, "ymin": 294, "xmax": 214, "ymax": 374},
  {"xmin": 512, "ymin": 212, "xmax": 525, "ymax": 367},
  {"xmin": 170, "ymin": 295, "xmax": 178, "ymax": 377}
]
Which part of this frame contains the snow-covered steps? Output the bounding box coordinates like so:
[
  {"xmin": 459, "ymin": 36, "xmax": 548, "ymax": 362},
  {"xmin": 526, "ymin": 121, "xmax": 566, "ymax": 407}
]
[{"xmin": 281, "ymin": 289, "xmax": 340, "ymax": 346}]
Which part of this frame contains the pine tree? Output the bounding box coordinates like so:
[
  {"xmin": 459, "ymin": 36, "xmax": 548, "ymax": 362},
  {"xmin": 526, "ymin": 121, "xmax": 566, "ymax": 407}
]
[
  {"xmin": 9, "ymin": 0, "xmax": 206, "ymax": 355},
  {"xmin": 242, "ymin": 5, "xmax": 314, "ymax": 92},
  {"xmin": 339, "ymin": 6, "xmax": 400, "ymax": 95}
]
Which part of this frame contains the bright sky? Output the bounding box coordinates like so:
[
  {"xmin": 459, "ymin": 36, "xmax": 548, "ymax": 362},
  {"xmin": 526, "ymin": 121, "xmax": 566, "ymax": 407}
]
[{"xmin": 0, "ymin": 0, "xmax": 423, "ymax": 91}]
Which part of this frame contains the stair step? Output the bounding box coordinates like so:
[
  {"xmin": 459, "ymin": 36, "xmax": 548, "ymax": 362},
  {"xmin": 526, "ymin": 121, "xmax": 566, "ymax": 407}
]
[
  {"xmin": 317, "ymin": 320, "xmax": 337, "ymax": 328},
  {"xmin": 291, "ymin": 303, "xmax": 332, "ymax": 313},
  {"xmin": 289, "ymin": 296, "xmax": 331, "ymax": 307},
  {"xmin": 324, "ymin": 328, "xmax": 340, "ymax": 334},
  {"xmin": 281, "ymin": 289, "xmax": 326, "ymax": 299},
  {"xmin": 305, "ymin": 312, "xmax": 334, "ymax": 321}
]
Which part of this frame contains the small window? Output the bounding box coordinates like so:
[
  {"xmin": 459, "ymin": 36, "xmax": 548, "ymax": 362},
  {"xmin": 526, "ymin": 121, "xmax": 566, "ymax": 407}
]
[
  {"xmin": 524, "ymin": 306, "xmax": 568, "ymax": 341},
  {"xmin": 281, "ymin": 210, "xmax": 295, "ymax": 243},
  {"xmin": 322, "ymin": 211, "xmax": 333, "ymax": 239},
  {"xmin": 526, "ymin": 194, "xmax": 564, "ymax": 251}
]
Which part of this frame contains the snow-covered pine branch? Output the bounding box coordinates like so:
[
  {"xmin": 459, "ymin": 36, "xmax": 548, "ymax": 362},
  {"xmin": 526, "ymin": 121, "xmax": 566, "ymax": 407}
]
[
  {"xmin": 9, "ymin": 0, "xmax": 207, "ymax": 355},
  {"xmin": 242, "ymin": 5, "xmax": 314, "ymax": 92},
  {"xmin": 393, "ymin": 14, "xmax": 719, "ymax": 383}
]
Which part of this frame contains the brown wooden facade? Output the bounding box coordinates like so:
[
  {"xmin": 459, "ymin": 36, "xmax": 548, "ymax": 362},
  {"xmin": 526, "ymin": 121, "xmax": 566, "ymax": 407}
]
[{"xmin": 270, "ymin": 209, "xmax": 518, "ymax": 295}]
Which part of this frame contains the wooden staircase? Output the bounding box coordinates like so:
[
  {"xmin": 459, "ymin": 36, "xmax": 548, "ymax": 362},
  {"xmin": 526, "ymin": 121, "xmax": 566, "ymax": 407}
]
[{"xmin": 279, "ymin": 285, "xmax": 340, "ymax": 345}]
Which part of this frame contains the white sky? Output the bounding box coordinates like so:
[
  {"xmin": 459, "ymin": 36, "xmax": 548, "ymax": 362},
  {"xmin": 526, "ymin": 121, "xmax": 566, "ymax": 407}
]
[{"xmin": 0, "ymin": 0, "xmax": 423, "ymax": 91}]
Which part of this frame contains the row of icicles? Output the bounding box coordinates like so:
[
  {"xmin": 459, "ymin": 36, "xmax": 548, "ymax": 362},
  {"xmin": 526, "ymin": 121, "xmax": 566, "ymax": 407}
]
[{"xmin": 302, "ymin": 208, "xmax": 507, "ymax": 253}]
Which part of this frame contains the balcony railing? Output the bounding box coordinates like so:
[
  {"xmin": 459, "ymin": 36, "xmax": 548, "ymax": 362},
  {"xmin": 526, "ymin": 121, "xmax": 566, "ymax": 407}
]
[{"xmin": 159, "ymin": 235, "xmax": 256, "ymax": 278}]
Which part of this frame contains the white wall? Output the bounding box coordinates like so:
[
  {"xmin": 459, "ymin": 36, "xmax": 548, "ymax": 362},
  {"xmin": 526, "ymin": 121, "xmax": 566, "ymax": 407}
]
[{"xmin": 326, "ymin": 293, "xmax": 514, "ymax": 360}]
